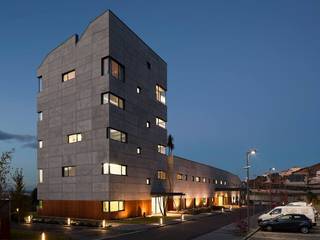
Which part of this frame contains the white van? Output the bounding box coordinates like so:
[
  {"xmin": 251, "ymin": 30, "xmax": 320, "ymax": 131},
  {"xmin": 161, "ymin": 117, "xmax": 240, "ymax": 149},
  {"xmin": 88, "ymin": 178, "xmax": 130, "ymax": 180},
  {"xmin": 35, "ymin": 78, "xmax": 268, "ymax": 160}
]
[
  {"xmin": 258, "ymin": 206, "xmax": 316, "ymax": 225},
  {"xmin": 286, "ymin": 201, "xmax": 308, "ymax": 207}
]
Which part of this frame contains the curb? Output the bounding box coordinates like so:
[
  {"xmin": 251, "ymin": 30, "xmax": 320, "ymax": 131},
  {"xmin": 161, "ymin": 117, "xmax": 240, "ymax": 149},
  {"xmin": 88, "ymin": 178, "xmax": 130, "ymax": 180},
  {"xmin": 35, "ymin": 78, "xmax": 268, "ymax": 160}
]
[{"xmin": 242, "ymin": 227, "xmax": 260, "ymax": 240}]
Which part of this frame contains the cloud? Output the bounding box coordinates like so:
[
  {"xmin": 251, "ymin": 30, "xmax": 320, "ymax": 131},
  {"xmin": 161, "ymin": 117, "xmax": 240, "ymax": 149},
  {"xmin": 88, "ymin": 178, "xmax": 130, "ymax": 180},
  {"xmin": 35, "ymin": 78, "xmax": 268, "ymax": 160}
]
[{"xmin": 0, "ymin": 130, "xmax": 36, "ymax": 148}]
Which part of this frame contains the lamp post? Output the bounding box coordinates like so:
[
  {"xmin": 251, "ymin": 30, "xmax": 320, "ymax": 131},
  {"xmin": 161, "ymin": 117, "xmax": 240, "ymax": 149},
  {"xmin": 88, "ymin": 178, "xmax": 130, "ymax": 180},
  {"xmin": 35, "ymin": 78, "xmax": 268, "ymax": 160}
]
[{"xmin": 245, "ymin": 149, "xmax": 256, "ymax": 232}]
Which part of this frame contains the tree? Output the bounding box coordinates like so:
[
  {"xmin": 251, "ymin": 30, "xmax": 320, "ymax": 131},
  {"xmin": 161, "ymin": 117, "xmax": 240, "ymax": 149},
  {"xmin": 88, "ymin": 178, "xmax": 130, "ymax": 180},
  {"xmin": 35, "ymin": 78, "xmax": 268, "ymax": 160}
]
[
  {"xmin": 0, "ymin": 149, "xmax": 14, "ymax": 198},
  {"xmin": 11, "ymin": 168, "xmax": 26, "ymax": 222},
  {"xmin": 167, "ymin": 134, "xmax": 175, "ymax": 156}
]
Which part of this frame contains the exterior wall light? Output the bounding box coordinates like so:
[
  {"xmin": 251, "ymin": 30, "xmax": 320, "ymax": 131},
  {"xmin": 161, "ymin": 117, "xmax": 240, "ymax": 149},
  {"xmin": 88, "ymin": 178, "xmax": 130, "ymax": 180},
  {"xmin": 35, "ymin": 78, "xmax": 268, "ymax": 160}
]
[
  {"xmin": 67, "ymin": 218, "xmax": 71, "ymax": 226},
  {"xmin": 102, "ymin": 219, "xmax": 106, "ymax": 228},
  {"xmin": 41, "ymin": 232, "xmax": 46, "ymax": 240},
  {"xmin": 159, "ymin": 217, "xmax": 163, "ymax": 225}
]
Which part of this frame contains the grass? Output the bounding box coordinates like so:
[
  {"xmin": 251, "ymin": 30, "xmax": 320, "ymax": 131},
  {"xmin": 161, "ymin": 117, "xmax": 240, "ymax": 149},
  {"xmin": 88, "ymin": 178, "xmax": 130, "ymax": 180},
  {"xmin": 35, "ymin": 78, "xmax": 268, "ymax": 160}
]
[
  {"xmin": 11, "ymin": 229, "xmax": 71, "ymax": 240},
  {"xmin": 114, "ymin": 216, "xmax": 179, "ymax": 224}
]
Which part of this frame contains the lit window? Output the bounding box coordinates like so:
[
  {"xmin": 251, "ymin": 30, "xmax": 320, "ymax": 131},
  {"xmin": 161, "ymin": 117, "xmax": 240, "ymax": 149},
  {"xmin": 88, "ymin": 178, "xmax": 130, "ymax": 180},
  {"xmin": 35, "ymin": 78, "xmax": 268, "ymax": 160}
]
[
  {"xmin": 203, "ymin": 178, "xmax": 206, "ymax": 183},
  {"xmin": 157, "ymin": 144, "xmax": 166, "ymax": 154},
  {"xmin": 195, "ymin": 177, "xmax": 200, "ymax": 182},
  {"xmin": 68, "ymin": 133, "xmax": 82, "ymax": 143},
  {"xmin": 38, "ymin": 140, "xmax": 43, "ymax": 149},
  {"xmin": 102, "ymin": 163, "xmax": 127, "ymax": 176},
  {"xmin": 38, "ymin": 76, "xmax": 43, "ymax": 92},
  {"xmin": 62, "ymin": 166, "xmax": 75, "ymax": 177},
  {"xmin": 224, "ymin": 181, "xmax": 227, "ymax": 185},
  {"xmin": 102, "ymin": 92, "xmax": 124, "ymax": 109},
  {"xmin": 137, "ymin": 147, "xmax": 141, "ymax": 155},
  {"xmin": 102, "ymin": 57, "xmax": 124, "ymax": 81},
  {"xmin": 62, "ymin": 70, "xmax": 76, "ymax": 82},
  {"xmin": 39, "ymin": 169, "xmax": 43, "ymax": 183},
  {"xmin": 220, "ymin": 180, "xmax": 223, "ymax": 185},
  {"xmin": 146, "ymin": 121, "xmax": 150, "ymax": 128},
  {"xmin": 102, "ymin": 200, "xmax": 124, "ymax": 212},
  {"xmin": 38, "ymin": 111, "xmax": 43, "ymax": 121},
  {"xmin": 156, "ymin": 117, "xmax": 166, "ymax": 129},
  {"xmin": 107, "ymin": 128, "xmax": 127, "ymax": 143},
  {"xmin": 156, "ymin": 85, "xmax": 166, "ymax": 104},
  {"xmin": 137, "ymin": 87, "xmax": 141, "ymax": 94},
  {"xmin": 157, "ymin": 170, "xmax": 166, "ymax": 180},
  {"xmin": 177, "ymin": 173, "xmax": 183, "ymax": 180},
  {"xmin": 146, "ymin": 178, "xmax": 150, "ymax": 185},
  {"xmin": 215, "ymin": 179, "xmax": 218, "ymax": 184},
  {"xmin": 38, "ymin": 200, "xmax": 43, "ymax": 209}
]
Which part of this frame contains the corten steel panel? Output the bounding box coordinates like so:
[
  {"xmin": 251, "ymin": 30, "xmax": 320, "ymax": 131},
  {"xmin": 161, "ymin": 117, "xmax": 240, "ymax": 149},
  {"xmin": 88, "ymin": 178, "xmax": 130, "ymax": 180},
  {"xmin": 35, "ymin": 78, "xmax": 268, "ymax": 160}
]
[{"xmin": 39, "ymin": 199, "xmax": 151, "ymax": 219}]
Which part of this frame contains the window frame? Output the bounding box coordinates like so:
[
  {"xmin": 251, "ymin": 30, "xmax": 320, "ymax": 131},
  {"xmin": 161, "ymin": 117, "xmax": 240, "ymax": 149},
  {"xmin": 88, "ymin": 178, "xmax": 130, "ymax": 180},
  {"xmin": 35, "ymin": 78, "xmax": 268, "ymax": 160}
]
[
  {"xmin": 38, "ymin": 76, "xmax": 43, "ymax": 92},
  {"xmin": 101, "ymin": 92, "xmax": 125, "ymax": 110},
  {"xmin": 156, "ymin": 117, "xmax": 166, "ymax": 129},
  {"xmin": 38, "ymin": 111, "xmax": 43, "ymax": 121},
  {"xmin": 157, "ymin": 170, "xmax": 166, "ymax": 180},
  {"xmin": 67, "ymin": 133, "xmax": 82, "ymax": 144},
  {"xmin": 155, "ymin": 84, "xmax": 166, "ymax": 105},
  {"xmin": 107, "ymin": 127, "xmax": 127, "ymax": 143},
  {"xmin": 62, "ymin": 69, "xmax": 76, "ymax": 82},
  {"xmin": 39, "ymin": 169, "xmax": 43, "ymax": 183},
  {"xmin": 38, "ymin": 140, "xmax": 43, "ymax": 149},
  {"xmin": 62, "ymin": 166, "xmax": 76, "ymax": 177},
  {"xmin": 102, "ymin": 200, "xmax": 125, "ymax": 213},
  {"xmin": 101, "ymin": 56, "xmax": 125, "ymax": 81},
  {"xmin": 157, "ymin": 144, "xmax": 166, "ymax": 154},
  {"xmin": 102, "ymin": 163, "xmax": 127, "ymax": 176}
]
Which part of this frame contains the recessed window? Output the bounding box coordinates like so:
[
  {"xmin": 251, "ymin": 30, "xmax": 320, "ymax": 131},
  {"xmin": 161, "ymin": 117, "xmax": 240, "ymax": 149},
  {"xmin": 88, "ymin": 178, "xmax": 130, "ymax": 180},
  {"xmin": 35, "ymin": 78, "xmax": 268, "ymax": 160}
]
[
  {"xmin": 192, "ymin": 176, "xmax": 195, "ymax": 182},
  {"xmin": 102, "ymin": 57, "xmax": 124, "ymax": 81},
  {"xmin": 156, "ymin": 117, "xmax": 166, "ymax": 129},
  {"xmin": 137, "ymin": 147, "xmax": 141, "ymax": 155},
  {"xmin": 102, "ymin": 163, "xmax": 127, "ymax": 176},
  {"xmin": 157, "ymin": 144, "xmax": 166, "ymax": 154},
  {"xmin": 62, "ymin": 166, "xmax": 75, "ymax": 177},
  {"xmin": 156, "ymin": 85, "xmax": 166, "ymax": 105},
  {"xmin": 137, "ymin": 87, "xmax": 141, "ymax": 94},
  {"xmin": 39, "ymin": 169, "xmax": 43, "ymax": 183},
  {"xmin": 177, "ymin": 173, "xmax": 187, "ymax": 181},
  {"xmin": 195, "ymin": 176, "xmax": 200, "ymax": 182},
  {"xmin": 202, "ymin": 177, "xmax": 206, "ymax": 183},
  {"xmin": 38, "ymin": 76, "xmax": 43, "ymax": 92},
  {"xmin": 38, "ymin": 112, "xmax": 43, "ymax": 121},
  {"xmin": 220, "ymin": 180, "xmax": 223, "ymax": 185},
  {"xmin": 103, "ymin": 200, "xmax": 124, "ymax": 212},
  {"xmin": 102, "ymin": 92, "xmax": 125, "ymax": 109},
  {"xmin": 157, "ymin": 170, "xmax": 166, "ymax": 180},
  {"xmin": 208, "ymin": 179, "xmax": 211, "ymax": 184},
  {"xmin": 146, "ymin": 178, "xmax": 150, "ymax": 185},
  {"xmin": 215, "ymin": 179, "xmax": 218, "ymax": 184},
  {"xmin": 38, "ymin": 140, "xmax": 43, "ymax": 149},
  {"xmin": 62, "ymin": 70, "xmax": 76, "ymax": 82},
  {"xmin": 224, "ymin": 181, "xmax": 227, "ymax": 185},
  {"xmin": 67, "ymin": 133, "xmax": 82, "ymax": 143},
  {"xmin": 147, "ymin": 61, "xmax": 151, "ymax": 69},
  {"xmin": 146, "ymin": 121, "xmax": 150, "ymax": 128},
  {"xmin": 107, "ymin": 128, "xmax": 127, "ymax": 143}
]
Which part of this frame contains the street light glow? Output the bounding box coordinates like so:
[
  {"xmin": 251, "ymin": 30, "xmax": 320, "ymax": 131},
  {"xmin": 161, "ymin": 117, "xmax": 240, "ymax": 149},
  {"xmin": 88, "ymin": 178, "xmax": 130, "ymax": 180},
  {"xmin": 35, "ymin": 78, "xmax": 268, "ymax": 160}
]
[{"xmin": 250, "ymin": 149, "xmax": 256, "ymax": 155}]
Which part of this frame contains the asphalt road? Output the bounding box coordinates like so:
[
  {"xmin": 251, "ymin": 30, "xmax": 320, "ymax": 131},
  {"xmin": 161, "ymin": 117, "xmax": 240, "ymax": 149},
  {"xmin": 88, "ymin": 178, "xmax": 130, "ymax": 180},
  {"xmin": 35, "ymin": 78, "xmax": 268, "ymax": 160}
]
[
  {"xmin": 250, "ymin": 225, "xmax": 320, "ymax": 240},
  {"xmin": 108, "ymin": 206, "xmax": 266, "ymax": 240}
]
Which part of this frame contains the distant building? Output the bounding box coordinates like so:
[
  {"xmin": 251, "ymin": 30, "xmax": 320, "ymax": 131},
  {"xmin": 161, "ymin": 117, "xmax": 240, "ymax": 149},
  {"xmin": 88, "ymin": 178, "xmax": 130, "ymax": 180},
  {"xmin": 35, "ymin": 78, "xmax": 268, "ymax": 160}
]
[{"xmin": 36, "ymin": 10, "xmax": 241, "ymax": 219}]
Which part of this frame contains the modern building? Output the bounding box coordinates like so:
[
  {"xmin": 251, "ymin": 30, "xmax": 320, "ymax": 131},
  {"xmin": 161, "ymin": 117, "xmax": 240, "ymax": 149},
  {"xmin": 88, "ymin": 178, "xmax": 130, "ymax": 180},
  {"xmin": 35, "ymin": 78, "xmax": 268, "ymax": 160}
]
[{"xmin": 37, "ymin": 10, "xmax": 241, "ymax": 219}]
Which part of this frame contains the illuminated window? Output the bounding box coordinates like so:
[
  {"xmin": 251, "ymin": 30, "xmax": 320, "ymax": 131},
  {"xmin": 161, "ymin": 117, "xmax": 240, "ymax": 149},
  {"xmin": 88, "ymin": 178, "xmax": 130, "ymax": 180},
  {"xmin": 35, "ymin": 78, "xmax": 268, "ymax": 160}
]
[
  {"xmin": 62, "ymin": 70, "xmax": 76, "ymax": 82},
  {"xmin": 215, "ymin": 179, "xmax": 218, "ymax": 184},
  {"xmin": 146, "ymin": 121, "xmax": 150, "ymax": 128},
  {"xmin": 38, "ymin": 76, "xmax": 43, "ymax": 92},
  {"xmin": 39, "ymin": 169, "xmax": 43, "ymax": 183},
  {"xmin": 38, "ymin": 111, "xmax": 43, "ymax": 121},
  {"xmin": 38, "ymin": 200, "xmax": 43, "ymax": 209},
  {"xmin": 62, "ymin": 166, "xmax": 75, "ymax": 177},
  {"xmin": 195, "ymin": 176, "xmax": 200, "ymax": 182},
  {"xmin": 38, "ymin": 140, "xmax": 43, "ymax": 149},
  {"xmin": 156, "ymin": 117, "xmax": 166, "ymax": 129},
  {"xmin": 157, "ymin": 170, "xmax": 166, "ymax": 180},
  {"xmin": 157, "ymin": 144, "xmax": 166, "ymax": 154},
  {"xmin": 202, "ymin": 177, "xmax": 206, "ymax": 183},
  {"xmin": 107, "ymin": 128, "xmax": 127, "ymax": 143},
  {"xmin": 102, "ymin": 200, "xmax": 124, "ymax": 212},
  {"xmin": 102, "ymin": 92, "xmax": 124, "ymax": 109},
  {"xmin": 137, "ymin": 87, "xmax": 141, "ymax": 94},
  {"xmin": 177, "ymin": 173, "xmax": 183, "ymax": 180},
  {"xmin": 102, "ymin": 57, "xmax": 124, "ymax": 81},
  {"xmin": 220, "ymin": 180, "xmax": 223, "ymax": 185},
  {"xmin": 137, "ymin": 147, "xmax": 141, "ymax": 155},
  {"xmin": 224, "ymin": 181, "xmax": 227, "ymax": 185},
  {"xmin": 102, "ymin": 163, "xmax": 127, "ymax": 176},
  {"xmin": 146, "ymin": 178, "xmax": 150, "ymax": 185},
  {"xmin": 156, "ymin": 85, "xmax": 166, "ymax": 104},
  {"xmin": 67, "ymin": 133, "xmax": 82, "ymax": 143}
]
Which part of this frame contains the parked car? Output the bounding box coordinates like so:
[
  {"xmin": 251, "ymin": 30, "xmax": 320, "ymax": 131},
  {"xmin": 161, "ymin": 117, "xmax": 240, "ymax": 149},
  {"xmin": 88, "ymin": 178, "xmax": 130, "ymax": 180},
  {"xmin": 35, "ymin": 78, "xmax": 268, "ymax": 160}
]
[
  {"xmin": 258, "ymin": 205, "xmax": 316, "ymax": 225},
  {"xmin": 259, "ymin": 214, "xmax": 312, "ymax": 233}
]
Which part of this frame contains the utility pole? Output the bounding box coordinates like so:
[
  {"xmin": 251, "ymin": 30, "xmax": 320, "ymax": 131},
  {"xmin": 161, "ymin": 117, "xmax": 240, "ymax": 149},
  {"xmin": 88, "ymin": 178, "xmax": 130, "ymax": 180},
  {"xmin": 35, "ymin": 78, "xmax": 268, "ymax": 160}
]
[{"xmin": 245, "ymin": 149, "xmax": 256, "ymax": 232}]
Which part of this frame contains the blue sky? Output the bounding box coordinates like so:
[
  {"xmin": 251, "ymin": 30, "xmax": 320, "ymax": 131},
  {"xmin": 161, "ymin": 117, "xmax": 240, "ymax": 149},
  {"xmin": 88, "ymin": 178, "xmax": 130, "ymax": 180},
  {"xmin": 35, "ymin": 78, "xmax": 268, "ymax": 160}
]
[{"xmin": 0, "ymin": 0, "xmax": 320, "ymax": 189}]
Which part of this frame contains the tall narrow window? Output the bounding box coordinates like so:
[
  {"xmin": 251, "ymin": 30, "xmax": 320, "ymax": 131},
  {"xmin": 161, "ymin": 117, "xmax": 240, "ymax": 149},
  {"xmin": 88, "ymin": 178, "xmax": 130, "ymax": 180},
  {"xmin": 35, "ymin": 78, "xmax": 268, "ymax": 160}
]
[
  {"xmin": 137, "ymin": 147, "xmax": 141, "ymax": 155},
  {"xmin": 38, "ymin": 76, "xmax": 43, "ymax": 92},
  {"xmin": 156, "ymin": 117, "xmax": 166, "ymax": 129},
  {"xmin": 62, "ymin": 166, "xmax": 76, "ymax": 177},
  {"xmin": 156, "ymin": 85, "xmax": 166, "ymax": 104},
  {"xmin": 195, "ymin": 176, "xmax": 200, "ymax": 182},
  {"xmin": 146, "ymin": 178, "xmax": 150, "ymax": 185},
  {"xmin": 107, "ymin": 128, "xmax": 127, "ymax": 143},
  {"xmin": 157, "ymin": 170, "xmax": 166, "ymax": 180},
  {"xmin": 62, "ymin": 70, "xmax": 76, "ymax": 82},
  {"xmin": 146, "ymin": 121, "xmax": 150, "ymax": 128},
  {"xmin": 137, "ymin": 87, "xmax": 141, "ymax": 94},
  {"xmin": 157, "ymin": 144, "xmax": 166, "ymax": 154},
  {"xmin": 102, "ymin": 57, "xmax": 124, "ymax": 81},
  {"xmin": 102, "ymin": 163, "xmax": 127, "ymax": 176},
  {"xmin": 39, "ymin": 169, "xmax": 43, "ymax": 183},
  {"xmin": 101, "ymin": 92, "xmax": 124, "ymax": 109},
  {"xmin": 38, "ymin": 140, "xmax": 43, "ymax": 149},
  {"xmin": 67, "ymin": 133, "xmax": 82, "ymax": 143},
  {"xmin": 38, "ymin": 111, "xmax": 43, "ymax": 121}
]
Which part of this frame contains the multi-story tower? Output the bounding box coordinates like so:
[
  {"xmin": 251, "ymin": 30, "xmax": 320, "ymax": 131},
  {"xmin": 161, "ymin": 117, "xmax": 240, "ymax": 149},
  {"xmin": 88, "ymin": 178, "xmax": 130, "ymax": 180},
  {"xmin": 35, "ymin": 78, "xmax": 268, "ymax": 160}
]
[{"xmin": 37, "ymin": 10, "xmax": 241, "ymax": 219}]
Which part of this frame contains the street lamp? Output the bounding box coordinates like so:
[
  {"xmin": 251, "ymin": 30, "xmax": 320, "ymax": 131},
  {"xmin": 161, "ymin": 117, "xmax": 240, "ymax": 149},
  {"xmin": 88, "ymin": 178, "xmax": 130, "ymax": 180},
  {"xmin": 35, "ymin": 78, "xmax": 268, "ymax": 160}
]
[{"xmin": 245, "ymin": 148, "xmax": 256, "ymax": 232}]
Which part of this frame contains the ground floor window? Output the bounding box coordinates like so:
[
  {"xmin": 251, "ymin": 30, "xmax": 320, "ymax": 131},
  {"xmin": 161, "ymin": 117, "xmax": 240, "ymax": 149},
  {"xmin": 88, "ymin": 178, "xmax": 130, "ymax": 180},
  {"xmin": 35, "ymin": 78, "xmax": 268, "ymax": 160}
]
[{"xmin": 102, "ymin": 200, "xmax": 124, "ymax": 212}]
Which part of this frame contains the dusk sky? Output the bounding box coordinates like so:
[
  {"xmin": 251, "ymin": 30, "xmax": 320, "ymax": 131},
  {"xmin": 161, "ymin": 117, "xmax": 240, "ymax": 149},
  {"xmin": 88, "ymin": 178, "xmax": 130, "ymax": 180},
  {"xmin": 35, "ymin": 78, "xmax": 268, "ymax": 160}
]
[{"xmin": 1, "ymin": 0, "xmax": 320, "ymax": 189}]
